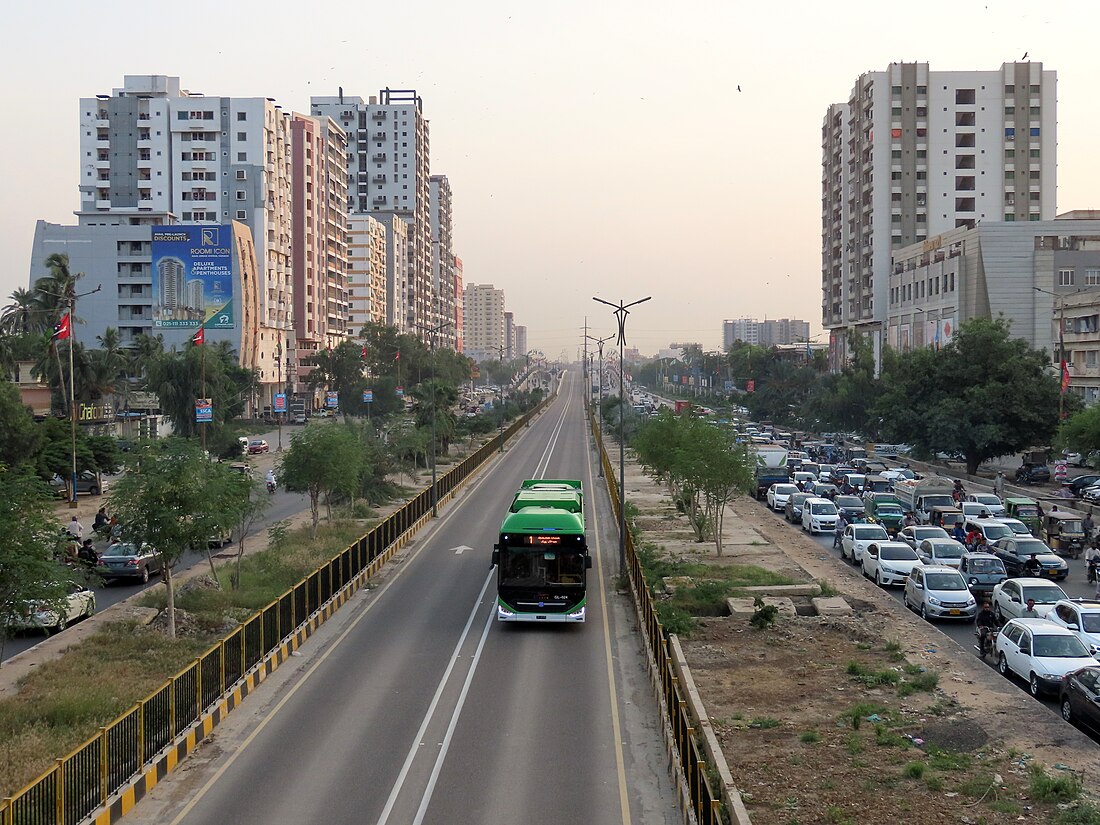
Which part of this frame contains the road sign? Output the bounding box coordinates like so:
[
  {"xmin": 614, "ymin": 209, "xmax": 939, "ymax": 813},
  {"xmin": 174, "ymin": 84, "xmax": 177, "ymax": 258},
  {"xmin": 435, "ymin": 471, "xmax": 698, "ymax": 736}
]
[
  {"xmin": 273, "ymin": 393, "xmax": 287, "ymax": 413},
  {"xmin": 362, "ymin": 390, "xmax": 374, "ymax": 403},
  {"xmin": 195, "ymin": 398, "xmax": 212, "ymax": 423}
]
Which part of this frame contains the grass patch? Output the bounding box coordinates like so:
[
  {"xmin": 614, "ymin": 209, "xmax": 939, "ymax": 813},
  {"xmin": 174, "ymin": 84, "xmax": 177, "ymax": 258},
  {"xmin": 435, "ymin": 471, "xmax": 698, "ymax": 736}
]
[
  {"xmin": 751, "ymin": 717, "xmax": 781, "ymax": 729},
  {"xmin": 990, "ymin": 799, "xmax": 1023, "ymax": 815},
  {"xmin": 800, "ymin": 731, "xmax": 821, "ymax": 744},
  {"xmin": 873, "ymin": 724, "xmax": 908, "ymax": 748},
  {"xmin": 1030, "ymin": 764, "xmax": 1083, "ymax": 803},
  {"xmin": 655, "ymin": 603, "xmax": 696, "ymax": 636},
  {"xmin": 903, "ymin": 761, "xmax": 926, "ymax": 779},
  {"xmin": 926, "ymin": 748, "xmax": 971, "ymax": 772},
  {"xmin": 0, "ymin": 621, "xmax": 210, "ymax": 795},
  {"xmin": 840, "ymin": 702, "xmax": 887, "ymax": 730},
  {"xmin": 924, "ymin": 776, "xmax": 943, "ymax": 792},
  {"xmin": 897, "ymin": 670, "xmax": 939, "ymax": 697},
  {"xmin": 846, "ymin": 661, "xmax": 900, "ymax": 687},
  {"xmin": 1055, "ymin": 804, "xmax": 1100, "ymax": 824},
  {"xmin": 816, "ymin": 579, "xmax": 839, "ymax": 597},
  {"xmin": 845, "ymin": 734, "xmax": 864, "ymax": 755},
  {"xmin": 957, "ymin": 773, "xmax": 998, "ymax": 799}
]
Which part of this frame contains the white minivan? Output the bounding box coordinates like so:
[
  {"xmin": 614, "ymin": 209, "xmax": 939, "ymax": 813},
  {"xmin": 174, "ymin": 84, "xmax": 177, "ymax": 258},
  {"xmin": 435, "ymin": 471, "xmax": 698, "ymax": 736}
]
[{"xmin": 801, "ymin": 497, "xmax": 839, "ymax": 534}]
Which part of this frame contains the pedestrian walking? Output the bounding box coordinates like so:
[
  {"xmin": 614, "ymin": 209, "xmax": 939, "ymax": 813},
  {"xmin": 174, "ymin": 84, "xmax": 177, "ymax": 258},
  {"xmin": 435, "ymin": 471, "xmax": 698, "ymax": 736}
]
[{"xmin": 993, "ymin": 471, "xmax": 1006, "ymax": 498}]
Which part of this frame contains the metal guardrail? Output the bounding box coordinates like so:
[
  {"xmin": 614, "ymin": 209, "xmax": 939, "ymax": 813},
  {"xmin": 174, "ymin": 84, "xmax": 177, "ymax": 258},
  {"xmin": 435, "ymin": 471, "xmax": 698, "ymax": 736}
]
[
  {"xmin": 591, "ymin": 416, "xmax": 724, "ymax": 825},
  {"xmin": 0, "ymin": 401, "xmax": 546, "ymax": 825}
]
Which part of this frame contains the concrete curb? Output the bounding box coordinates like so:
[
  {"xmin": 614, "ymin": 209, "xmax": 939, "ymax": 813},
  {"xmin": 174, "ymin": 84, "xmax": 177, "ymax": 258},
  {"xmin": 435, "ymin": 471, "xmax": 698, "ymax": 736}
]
[{"xmin": 668, "ymin": 634, "xmax": 753, "ymax": 825}]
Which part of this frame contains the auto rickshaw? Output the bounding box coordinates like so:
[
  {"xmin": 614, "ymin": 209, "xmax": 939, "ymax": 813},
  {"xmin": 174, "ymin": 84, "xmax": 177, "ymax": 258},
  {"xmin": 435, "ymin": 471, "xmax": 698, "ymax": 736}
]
[
  {"xmin": 1004, "ymin": 497, "xmax": 1040, "ymax": 536},
  {"xmin": 1041, "ymin": 512, "xmax": 1086, "ymax": 559},
  {"xmin": 928, "ymin": 505, "xmax": 965, "ymax": 531}
]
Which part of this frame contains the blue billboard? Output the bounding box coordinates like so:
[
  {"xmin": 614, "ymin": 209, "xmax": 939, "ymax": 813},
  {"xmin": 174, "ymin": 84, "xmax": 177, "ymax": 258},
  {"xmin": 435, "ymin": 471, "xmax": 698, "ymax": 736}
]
[{"xmin": 151, "ymin": 226, "xmax": 234, "ymax": 329}]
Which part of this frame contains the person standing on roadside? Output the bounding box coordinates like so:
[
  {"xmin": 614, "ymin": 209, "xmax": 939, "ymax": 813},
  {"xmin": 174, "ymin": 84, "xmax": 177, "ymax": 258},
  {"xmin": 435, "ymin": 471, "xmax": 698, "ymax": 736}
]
[
  {"xmin": 1084, "ymin": 510, "xmax": 1095, "ymax": 541},
  {"xmin": 993, "ymin": 471, "xmax": 1006, "ymax": 499}
]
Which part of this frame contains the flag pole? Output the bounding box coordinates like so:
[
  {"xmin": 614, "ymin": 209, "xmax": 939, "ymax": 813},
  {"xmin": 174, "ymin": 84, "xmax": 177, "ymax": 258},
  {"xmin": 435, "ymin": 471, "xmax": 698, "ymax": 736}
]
[{"xmin": 68, "ymin": 304, "xmax": 77, "ymax": 508}]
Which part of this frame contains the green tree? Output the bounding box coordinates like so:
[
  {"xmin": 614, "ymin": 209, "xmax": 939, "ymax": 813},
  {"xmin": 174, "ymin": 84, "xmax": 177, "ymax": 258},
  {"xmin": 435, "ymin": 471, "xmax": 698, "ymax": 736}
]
[
  {"xmin": 278, "ymin": 425, "xmax": 365, "ymax": 537},
  {"xmin": 412, "ymin": 379, "xmax": 458, "ymax": 455},
  {"xmin": 692, "ymin": 426, "xmax": 755, "ymax": 556},
  {"xmin": 875, "ymin": 317, "xmax": 1061, "ymax": 474},
  {"xmin": 0, "ymin": 380, "xmax": 43, "ymax": 471},
  {"xmin": 307, "ymin": 340, "xmax": 368, "ymax": 420},
  {"xmin": 0, "ymin": 468, "xmax": 74, "ymax": 659},
  {"xmin": 107, "ymin": 439, "xmax": 251, "ymax": 638},
  {"xmin": 144, "ymin": 342, "xmax": 253, "ymax": 438},
  {"xmin": 1057, "ymin": 405, "xmax": 1100, "ymax": 462},
  {"xmin": 229, "ymin": 474, "xmax": 270, "ymax": 590}
]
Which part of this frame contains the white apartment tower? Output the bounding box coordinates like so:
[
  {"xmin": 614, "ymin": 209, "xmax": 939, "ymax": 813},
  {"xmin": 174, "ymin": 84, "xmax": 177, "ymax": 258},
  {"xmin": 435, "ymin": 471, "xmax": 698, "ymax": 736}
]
[
  {"xmin": 463, "ymin": 283, "xmax": 505, "ymax": 363},
  {"xmin": 78, "ymin": 75, "xmax": 295, "ymax": 397},
  {"xmin": 347, "ymin": 214, "xmax": 388, "ymax": 333},
  {"xmin": 821, "ymin": 61, "xmax": 1056, "ymax": 365},
  {"xmin": 430, "ymin": 175, "xmax": 457, "ymax": 349},
  {"xmin": 311, "ymin": 89, "xmax": 432, "ymax": 334}
]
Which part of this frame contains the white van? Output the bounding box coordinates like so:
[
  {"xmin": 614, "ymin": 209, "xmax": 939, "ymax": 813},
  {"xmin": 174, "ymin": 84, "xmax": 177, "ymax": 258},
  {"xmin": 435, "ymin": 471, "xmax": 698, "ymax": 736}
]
[{"xmin": 801, "ymin": 497, "xmax": 839, "ymax": 534}]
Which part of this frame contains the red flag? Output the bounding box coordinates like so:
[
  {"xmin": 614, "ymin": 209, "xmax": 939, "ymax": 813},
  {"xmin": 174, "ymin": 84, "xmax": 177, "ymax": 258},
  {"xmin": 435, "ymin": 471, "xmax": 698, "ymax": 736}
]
[
  {"xmin": 192, "ymin": 327, "xmax": 205, "ymax": 346},
  {"xmin": 1061, "ymin": 360, "xmax": 1071, "ymax": 393},
  {"xmin": 52, "ymin": 313, "xmax": 71, "ymax": 341}
]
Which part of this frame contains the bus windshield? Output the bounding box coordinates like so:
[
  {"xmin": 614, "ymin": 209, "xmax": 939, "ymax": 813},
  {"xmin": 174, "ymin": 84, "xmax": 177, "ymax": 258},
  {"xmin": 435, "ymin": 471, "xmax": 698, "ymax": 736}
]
[{"xmin": 499, "ymin": 543, "xmax": 587, "ymax": 587}]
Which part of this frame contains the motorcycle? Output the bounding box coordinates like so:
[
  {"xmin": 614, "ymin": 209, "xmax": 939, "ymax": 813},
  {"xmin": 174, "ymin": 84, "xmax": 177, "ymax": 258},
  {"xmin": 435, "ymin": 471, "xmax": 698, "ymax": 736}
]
[
  {"xmin": 1088, "ymin": 558, "xmax": 1099, "ymax": 585},
  {"xmin": 266, "ymin": 480, "xmax": 277, "ymax": 495},
  {"xmin": 974, "ymin": 624, "xmax": 998, "ymax": 660}
]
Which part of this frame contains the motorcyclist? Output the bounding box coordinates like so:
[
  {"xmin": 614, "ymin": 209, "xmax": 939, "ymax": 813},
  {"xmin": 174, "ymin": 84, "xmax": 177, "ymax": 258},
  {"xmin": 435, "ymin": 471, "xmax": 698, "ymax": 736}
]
[
  {"xmin": 976, "ymin": 602, "xmax": 997, "ymax": 657},
  {"xmin": 1023, "ymin": 553, "xmax": 1043, "ymax": 577},
  {"xmin": 266, "ymin": 469, "xmax": 277, "ymax": 493},
  {"xmin": 834, "ymin": 512, "xmax": 849, "ymax": 549},
  {"xmin": 1086, "ymin": 540, "xmax": 1100, "ymax": 584},
  {"xmin": 951, "ymin": 522, "xmax": 967, "ymax": 544}
]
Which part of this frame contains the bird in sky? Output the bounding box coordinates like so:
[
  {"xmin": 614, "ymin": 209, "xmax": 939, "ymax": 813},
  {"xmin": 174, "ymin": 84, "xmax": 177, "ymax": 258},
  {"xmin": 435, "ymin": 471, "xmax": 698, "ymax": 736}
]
[
  {"xmin": 1021, "ymin": 51, "xmax": 1029, "ymax": 59},
  {"xmin": 737, "ymin": 85, "xmax": 742, "ymax": 92}
]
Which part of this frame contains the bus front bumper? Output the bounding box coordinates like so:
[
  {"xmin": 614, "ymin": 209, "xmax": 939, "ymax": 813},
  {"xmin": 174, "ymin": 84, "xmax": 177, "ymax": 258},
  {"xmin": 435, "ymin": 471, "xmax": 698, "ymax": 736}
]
[{"xmin": 497, "ymin": 601, "xmax": 586, "ymax": 622}]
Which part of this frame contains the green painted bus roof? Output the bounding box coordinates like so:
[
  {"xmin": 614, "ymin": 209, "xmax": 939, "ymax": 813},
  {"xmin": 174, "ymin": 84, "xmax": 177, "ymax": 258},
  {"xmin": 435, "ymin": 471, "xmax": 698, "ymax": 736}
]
[
  {"xmin": 519, "ymin": 479, "xmax": 582, "ymax": 491},
  {"xmin": 500, "ymin": 506, "xmax": 585, "ymax": 535},
  {"xmin": 510, "ymin": 489, "xmax": 583, "ymax": 514}
]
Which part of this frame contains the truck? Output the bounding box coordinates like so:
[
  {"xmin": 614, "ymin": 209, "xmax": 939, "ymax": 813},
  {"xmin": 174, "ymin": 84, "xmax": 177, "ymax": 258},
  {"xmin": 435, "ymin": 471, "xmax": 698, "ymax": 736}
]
[
  {"xmin": 892, "ymin": 476, "xmax": 956, "ymax": 524},
  {"xmin": 752, "ymin": 445, "xmax": 790, "ymax": 500}
]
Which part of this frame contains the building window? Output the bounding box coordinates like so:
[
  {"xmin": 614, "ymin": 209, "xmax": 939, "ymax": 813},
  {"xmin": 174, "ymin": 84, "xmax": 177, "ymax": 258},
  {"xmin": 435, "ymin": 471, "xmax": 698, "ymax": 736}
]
[
  {"xmin": 1005, "ymin": 84, "xmax": 1015, "ymax": 94},
  {"xmin": 956, "ymin": 89, "xmax": 976, "ymax": 104},
  {"xmin": 1004, "ymin": 106, "xmax": 1015, "ymax": 116},
  {"xmin": 1030, "ymin": 107, "xmax": 1040, "ymax": 116},
  {"xmin": 237, "ymin": 132, "xmax": 247, "ymax": 141},
  {"xmin": 236, "ymin": 170, "xmax": 246, "ymax": 180},
  {"xmin": 1005, "ymin": 170, "xmax": 1015, "ymax": 180},
  {"xmin": 237, "ymin": 112, "xmax": 247, "ymax": 121},
  {"xmin": 1087, "ymin": 269, "xmax": 1100, "ymax": 286},
  {"xmin": 1005, "ymin": 127, "xmax": 1015, "ymax": 139},
  {"xmin": 1005, "ymin": 149, "xmax": 1015, "ymax": 160},
  {"xmin": 1029, "ymin": 170, "xmax": 1040, "ymax": 180},
  {"xmin": 1030, "ymin": 127, "xmax": 1041, "ymax": 136},
  {"xmin": 1060, "ymin": 269, "xmax": 1075, "ymax": 286},
  {"xmin": 1005, "ymin": 213, "xmax": 1016, "ymax": 221},
  {"xmin": 236, "ymin": 190, "xmax": 247, "ymax": 200},
  {"xmin": 238, "ymin": 152, "xmax": 247, "ymax": 161}
]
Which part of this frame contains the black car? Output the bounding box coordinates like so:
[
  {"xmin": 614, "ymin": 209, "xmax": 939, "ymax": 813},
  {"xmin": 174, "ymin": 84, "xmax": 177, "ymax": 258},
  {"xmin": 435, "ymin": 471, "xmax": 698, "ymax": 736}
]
[
  {"xmin": 1068, "ymin": 474, "xmax": 1100, "ymax": 496},
  {"xmin": 989, "ymin": 537, "xmax": 1068, "ymax": 580},
  {"xmin": 1060, "ymin": 665, "xmax": 1100, "ymax": 734},
  {"xmin": 1015, "ymin": 462, "xmax": 1051, "ymax": 484},
  {"xmin": 784, "ymin": 492, "xmax": 813, "ymax": 524},
  {"xmin": 834, "ymin": 495, "xmax": 866, "ymax": 521}
]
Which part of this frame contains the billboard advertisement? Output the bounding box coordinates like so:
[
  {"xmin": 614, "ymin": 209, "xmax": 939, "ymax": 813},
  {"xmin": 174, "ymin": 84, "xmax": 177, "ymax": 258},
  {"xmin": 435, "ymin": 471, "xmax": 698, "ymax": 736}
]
[
  {"xmin": 151, "ymin": 226, "xmax": 234, "ymax": 329},
  {"xmin": 325, "ymin": 391, "xmax": 339, "ymax": 409},
  {"xmin": 195, "ymin": 398, "xmax": 213, "ymax": 423}
]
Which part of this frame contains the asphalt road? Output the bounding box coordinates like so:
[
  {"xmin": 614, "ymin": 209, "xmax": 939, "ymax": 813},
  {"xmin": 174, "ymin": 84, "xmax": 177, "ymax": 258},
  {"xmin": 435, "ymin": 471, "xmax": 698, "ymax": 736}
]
[
  {"xmin": 123, "ymin": 373, "xmax": 680, "ymax": 825},
  {"xmin": 3, "ymin": 440, "xmax": 310, "ymax": 662}
]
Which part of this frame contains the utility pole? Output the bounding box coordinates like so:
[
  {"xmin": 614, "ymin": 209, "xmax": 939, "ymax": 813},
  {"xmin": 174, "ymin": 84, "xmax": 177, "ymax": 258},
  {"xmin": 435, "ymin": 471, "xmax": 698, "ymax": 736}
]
[
  {"xmin": 594, "ymin": 295, "xmax": 651, "ymax": 575},
  {"xmin": 1034, "ymin": 286, "xmax": 1068, "ymax": 420}
]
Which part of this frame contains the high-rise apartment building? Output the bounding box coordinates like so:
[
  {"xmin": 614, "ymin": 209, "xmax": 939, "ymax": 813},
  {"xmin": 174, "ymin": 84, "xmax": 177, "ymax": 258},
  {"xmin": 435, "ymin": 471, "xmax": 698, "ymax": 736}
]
[
  {"xmin": 504, "ymin": 311, "xmax": 515, "ymax": 360},
  {"xmin": 515, "ymin": 326, "xmax": 528, "ymax": 360},
  {"xmin": 430, "ymin": 175, "xmax": 457, "ymax": 348},
  {"xmin": 347, "ymin": 214, "xmax": 388, "ymax": 333},
  {"xmin": 463, "ymin": 283, "xmax": 505, "ymax": 363},
  {"xmin": 454, "ymin": 256, "xmax": 464, "ymax": 353},
  {"xmin": 311, "ymin": 89, "xmax": 432, "ymax": 334},
  {"xmin": 291, "ymin": 114, "xmax": 350, "ymax": 393},
  {"xmin": 77, "ymin": 75, "xmax": 295, "ymax": 399},
  {"xmin": 821, "ymin": 61, "xmax": 1056, "ymax": 366},
  {"xmin": 723, "ymin": 318, "xmax": 810, "ymax": 349}
]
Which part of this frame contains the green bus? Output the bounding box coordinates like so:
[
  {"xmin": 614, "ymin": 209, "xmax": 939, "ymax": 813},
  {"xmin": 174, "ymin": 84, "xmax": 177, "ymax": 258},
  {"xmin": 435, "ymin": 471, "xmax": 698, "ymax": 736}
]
[
  {"xmin": 509, "ymin": 486, "xmax": 584, "ymax": 519},
  {"xmin": 493, "ymin": 503, "xmax": 591, "ymax": 623}
]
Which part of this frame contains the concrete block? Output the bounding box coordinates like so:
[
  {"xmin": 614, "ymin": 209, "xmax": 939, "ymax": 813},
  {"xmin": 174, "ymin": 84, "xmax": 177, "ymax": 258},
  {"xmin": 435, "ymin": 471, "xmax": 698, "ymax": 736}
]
[
  {"xmin": 812, "ymin": 596, "xmax": 853, "ymax": 616},
  {"xmin": 727, "ymin": 596, "xmax": 797, "ymax": 618},
  {"xmin": 738, "ymin": 583, "xmax": 821, "ymax": 597}
]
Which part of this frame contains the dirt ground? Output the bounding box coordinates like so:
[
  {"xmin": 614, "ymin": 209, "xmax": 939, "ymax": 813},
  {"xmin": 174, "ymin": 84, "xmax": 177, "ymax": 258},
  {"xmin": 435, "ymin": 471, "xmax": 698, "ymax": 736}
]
[{"xmin": 624, "ymin": 466, "xmax": 1100, "ymax": 825}]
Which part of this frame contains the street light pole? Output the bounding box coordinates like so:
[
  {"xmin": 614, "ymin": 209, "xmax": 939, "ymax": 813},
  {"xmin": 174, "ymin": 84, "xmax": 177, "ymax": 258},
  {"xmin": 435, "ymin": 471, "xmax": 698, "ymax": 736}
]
[
  {"xmin": 1034, "ymin": 286, "xmax": 1068, "ymax": 420},
  {"xmin": 593, "ymin": 295, "xmax": 651, "ymax": 575},
  {"xmin": 497, "ymin": 343, "xmax": 506, "ymax": 453},
  {"xmin": 417, "ymin": 321, "xmax": 452, "ymax": 516}
]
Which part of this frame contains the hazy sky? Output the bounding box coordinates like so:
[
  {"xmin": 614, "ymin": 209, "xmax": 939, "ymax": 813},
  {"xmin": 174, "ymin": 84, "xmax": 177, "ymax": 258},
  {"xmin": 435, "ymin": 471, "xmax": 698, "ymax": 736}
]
[{"xmin": 2, "ymin": 0, "xmax": 1096, "ymax": 358}]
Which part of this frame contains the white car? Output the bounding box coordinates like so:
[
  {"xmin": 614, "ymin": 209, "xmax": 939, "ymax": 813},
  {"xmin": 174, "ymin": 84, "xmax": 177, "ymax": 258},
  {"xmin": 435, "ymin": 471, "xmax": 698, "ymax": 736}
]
[
  {"xmin": 1083, "ymin": 485, "xmax": 1100, "ymax": 503},
  {"xmin": 996, "ymin": 517, "xmax": 1032, "ymax": 537},
  {"xmin": 1048, "ymin": 600, "xmax": 1100, "ymax": 658},
  {"xmin": 791, "ymin": 471, "xmax": 817, "ymax": 488},
  {"xmin": 959, "ymin": 501, "xmax": 993, "ymax": 520},
  {"xmin": 861, "ymin": 541, "xmax": 923, "ymax": 587},
  {"xmin": 903, "ymin": 565, "xmax": 978, "ymax": 621},
  {"xmin": 915, "ymin": 538, "xmax": 966, "ymax": 569},
  {"xmin": 840, "ymin": 523, "xmax": 890, "ymax": 564},
  {"xmin": 897, "ymin": 525, "xmax": 950, "ymax": 550},
  {"xmin": 995, "ymin": 618, "xmax": 1097, "ymax": 697},
  {"xmin": 801, "ymin": 497, "xmax": 839, "ymax": 534},
  {"xmin": 12, "ymin": 582, "xmax": 95, "ymax": 632},
  {"xmin": 766, "ymin": 483, "xmax": 800, "ymax": 512},
  {"xmin": 990, "ymin": 578, "xmax": 1068, "ymax": 624},
  {"xmin": 966, "ymin": 493, "xmax": 1005, "ymax": 517},
  {"xmin": 881, "ymin": 468, "xmax": 916, "ymax": 483}
]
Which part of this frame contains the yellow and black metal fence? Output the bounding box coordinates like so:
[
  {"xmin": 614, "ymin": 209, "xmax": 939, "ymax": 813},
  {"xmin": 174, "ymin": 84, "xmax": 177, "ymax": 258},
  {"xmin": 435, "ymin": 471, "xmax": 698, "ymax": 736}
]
[
  {"xmin": 1, "ymin": 403, "xmax": 544, "ymax": 825},
  {"xmin": 592, "ymin": 417, "xmax": 725, "ymax": 825}
]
